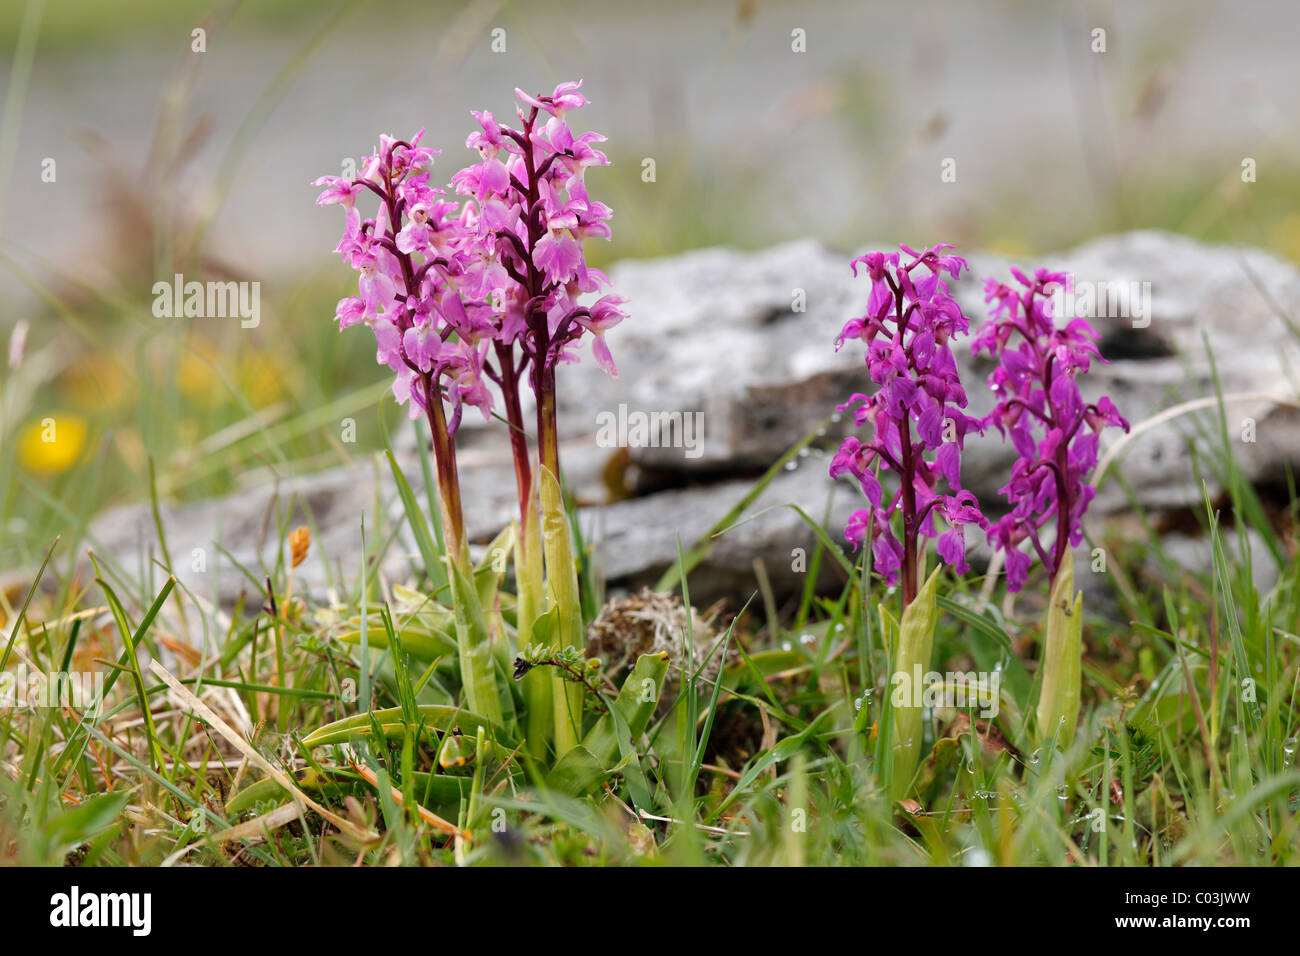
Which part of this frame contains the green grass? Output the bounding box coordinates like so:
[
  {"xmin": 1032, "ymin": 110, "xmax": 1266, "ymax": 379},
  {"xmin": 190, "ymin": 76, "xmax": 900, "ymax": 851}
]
[{"xmin": 1, "ymin": 380, "xmax": 1298, "ymax": 866}]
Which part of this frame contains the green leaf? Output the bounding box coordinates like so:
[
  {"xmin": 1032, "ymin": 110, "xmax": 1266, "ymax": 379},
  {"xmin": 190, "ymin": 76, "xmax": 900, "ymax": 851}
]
[
  {"xmin": 301, "ymin": 704, "xmax": 508, "ymax": 748},
  {"xmin": 42, "ymin": 790, "xmax": 131, "ymax": 858},
  {"xmin": 335, "ymin": 619, "xmax": 456, "ymax": 661},
  {"xmin": 546, "ymin": 745, "xmax": 608, "ymax": 796},
  {"xmin": 448, "ymin": 558, "xmax": 504, "ymax": 724},
  {"xmin": 581, "ymin": 652, "xmax": 671, "ymax": 764},
  {"xmin": 710, "ymin": 709, "xmax": 833, "ymax": 822}
]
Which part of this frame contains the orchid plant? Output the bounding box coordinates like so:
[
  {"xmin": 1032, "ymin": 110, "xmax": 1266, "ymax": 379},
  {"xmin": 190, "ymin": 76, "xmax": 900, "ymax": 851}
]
[
  {"xmin": 450, "ymin": 83, "xmax": 625, "ymax": 753},
  {"xmin": 972, "ymin": 268, "xmax": 1129, "ymax": 745},
  {"xmin": 830, "ymin": 243, "xmax": 986, "ymax": 796},
  {"xmin": 313, "ymin": 81, "xmax": 626, "ymax": 759},
  {"xmin": 831, "ymin": 247, "xmax": 1131, "ymax": 795}
]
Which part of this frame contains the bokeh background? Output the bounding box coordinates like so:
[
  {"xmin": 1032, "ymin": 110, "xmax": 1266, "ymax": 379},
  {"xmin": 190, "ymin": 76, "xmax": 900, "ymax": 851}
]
[{"xmin": 3, "ymin": 0, "xmax": 1299, "ymax": 570}]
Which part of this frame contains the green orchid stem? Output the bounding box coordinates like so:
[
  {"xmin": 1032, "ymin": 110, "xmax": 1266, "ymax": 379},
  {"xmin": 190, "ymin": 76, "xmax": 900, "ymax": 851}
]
[
  {"xmin": 891, "ymin": 565, "xmax": 940, "ymax": 802},
  {"xmin": 540, "ymin": 464, "xmax": 584, "ymax": 755},
  {"xmin": 496, "ymin": 341, "xmax": 533, "ymax": 526},
  {"xmin": 1036, "ymin": 549, "xmax": 1082, "ymax": 748},
  {"xmin": 516, "ymin": 475, "xmax": 552, "ymax": 759}
]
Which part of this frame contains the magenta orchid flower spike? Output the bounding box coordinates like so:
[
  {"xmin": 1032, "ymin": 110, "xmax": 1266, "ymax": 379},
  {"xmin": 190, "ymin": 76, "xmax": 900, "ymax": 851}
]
[
  {"xmin": 315, "ymin": 131, "xmax": 488, "ymax": 426},
  {"xmin": 314, "ymin": 129, "xmax": 489, "ymax": 558},
  {"xmin": 971, "ymin": 267, "xmax": 1130, "ymax": 591},
  {"xmin": 449, "ymin": 79, "xmax": 627, "ymax": 486},
  {"xmin": 313, "ymin": 81, "xmax": 627, "ymax": 548},
  {"xmin": 830, "ymin": 243, "xmax": 987, "ymax": 606}
]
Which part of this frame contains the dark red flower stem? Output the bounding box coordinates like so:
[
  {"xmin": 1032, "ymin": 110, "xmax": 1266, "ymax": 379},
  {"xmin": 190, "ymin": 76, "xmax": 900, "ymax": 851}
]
[
  {"xmin": 1026, "ymin": 294, "xmax": 1072, "ymax": 578},
  {"xmin": 899, "ymin": 431, "xmax": 918, "ymax": 609},
  {"xmin": 422, "ymin": 378, "xmax": 466, "ymax": 559},
  {"xmin": 495, "ymin": 340, "xmax": 533, "ymax": 526},
  {"xmin": 890, "ymin": 277, "xmax": 919, "ymax": 609},
  {"xmin": 379, "ymin": 143, "xmax": 468, "ymax": 560}
]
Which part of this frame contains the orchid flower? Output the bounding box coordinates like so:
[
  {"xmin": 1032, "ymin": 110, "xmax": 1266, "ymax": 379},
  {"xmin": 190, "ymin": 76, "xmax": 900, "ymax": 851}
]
[
  {"xmin": 972, "ymin": 266, "xmax": 1129, "ymax": 745},
  {"xmin": 448, "ymin": 80, "xmax": 625, "ymax": 492},
  {"xmin": 315, "ymin": 130, "xmax": 488, "ymax": 562},
  {"xmin": 971, "ymin": 268, "xmax": 1130, "ymax": 592},
  {"xmin": 830, "ymin": 243, "xmax": 987, "ymax": 607}
]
